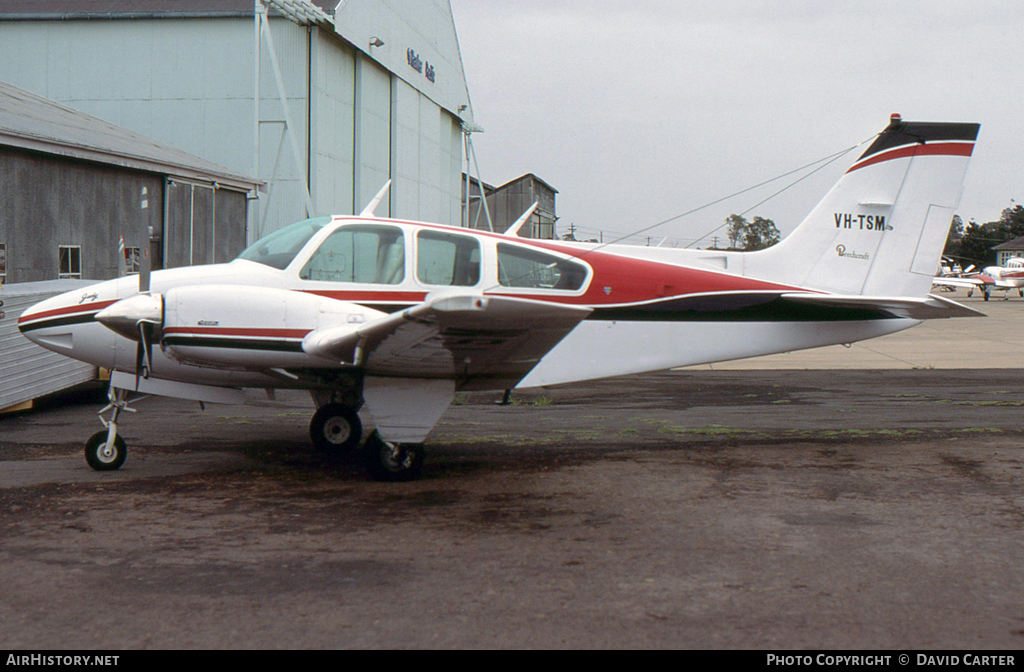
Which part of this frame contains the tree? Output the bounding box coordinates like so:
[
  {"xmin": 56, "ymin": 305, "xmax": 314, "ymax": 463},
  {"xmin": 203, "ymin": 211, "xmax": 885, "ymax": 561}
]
[
  {"xmin": 723, "ymin": 214, "xmax": 781, "ymax": 251},
  {"xmin": 744, "ymin": 216, "xmax": 781, "ymax": 251},
  {"xmin": 725, "ymin": 214, "xmax": 747, "ymax": 249},
  {"xmin": 943, "ymin": 204, "xmax": 1024, "ymax": 268}
]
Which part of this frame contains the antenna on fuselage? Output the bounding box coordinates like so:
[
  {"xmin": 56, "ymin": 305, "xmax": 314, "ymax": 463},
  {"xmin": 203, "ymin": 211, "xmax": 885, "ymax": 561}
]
[
  {"xmin": 360, "ymin": 180, "xmax": 392, "ymax": 218},
  {"xmin": 503, "ymin": 201, "xmax": 539, "ymax": 238}
]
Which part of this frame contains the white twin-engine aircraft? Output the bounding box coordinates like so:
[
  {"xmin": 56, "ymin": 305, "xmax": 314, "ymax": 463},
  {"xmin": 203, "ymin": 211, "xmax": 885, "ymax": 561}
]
[
  {"xmin": 19, "ymin": 116, "xmax": 982, "ymax": 481},
  {"xmin": 932, "ymin": 257, "xmax": 1024, "ymax": 300}
]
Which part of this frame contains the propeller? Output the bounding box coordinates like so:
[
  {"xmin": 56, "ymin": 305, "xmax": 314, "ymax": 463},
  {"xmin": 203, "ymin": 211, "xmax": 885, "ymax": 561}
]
[{"xmin": 95, "ymin": 190, "xmax": 163, "ymax": 387}]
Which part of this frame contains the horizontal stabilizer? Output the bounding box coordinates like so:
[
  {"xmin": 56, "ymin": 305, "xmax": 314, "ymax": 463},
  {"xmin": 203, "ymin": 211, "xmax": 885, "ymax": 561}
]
[{"xmin": 780, "ymin": 293, "xmax": 984, "ymax": 320}]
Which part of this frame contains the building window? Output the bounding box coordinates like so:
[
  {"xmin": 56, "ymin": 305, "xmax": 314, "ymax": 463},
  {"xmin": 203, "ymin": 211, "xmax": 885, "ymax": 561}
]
[
  {"xmin": 123, "ymin": 246, "xmax": 141, "ymax": 275},
  {"xmin": 0, "ymin": 243, "xmax": 6, "ymax": 282},
  {"xmin": 59, "ymin": 245, "xmax": 82, "ymax": 279}
]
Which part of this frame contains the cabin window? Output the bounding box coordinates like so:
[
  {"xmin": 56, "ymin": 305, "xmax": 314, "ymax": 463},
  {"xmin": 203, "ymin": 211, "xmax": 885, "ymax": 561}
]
[
  {"xmin": 58, "ymin": 245, "xmax": 82, "ymax": 279},
  {"xmin": 497, "ymin": 243, "xmax": 587, "ymax": 290},
  {"xmin": 416, "ymin": 230, "xmax": 480, "ymax": 286},
  {"xmin": 237, "ymin": 216, "xmax": 331, "ymax": 270},
  {"xmin": 300, "ymin": 225, "xmax": 405, "ymax": 284}
]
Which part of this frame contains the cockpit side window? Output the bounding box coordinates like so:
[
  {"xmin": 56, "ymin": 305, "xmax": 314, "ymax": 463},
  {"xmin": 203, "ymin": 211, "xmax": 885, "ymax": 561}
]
[
  {"xmin": 496, "ymin": 243, "xmax": 588, "ymax": 290},
  {"xmin": 236, "ymin": 216, "xmax": 331, "ymax": 270},
  {"xmin": 299, "ymin": 225, "xmax": 405, "ymax": 284},
  {"xmin": 416, "ymin": 230, "xmax": 480, "ymax": 286}
]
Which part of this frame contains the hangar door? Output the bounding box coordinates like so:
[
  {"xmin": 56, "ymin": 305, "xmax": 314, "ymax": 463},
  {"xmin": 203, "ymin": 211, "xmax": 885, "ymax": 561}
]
[{"xmin": 164, "ymin": 180, "xmax": 248, "ymax": 269}]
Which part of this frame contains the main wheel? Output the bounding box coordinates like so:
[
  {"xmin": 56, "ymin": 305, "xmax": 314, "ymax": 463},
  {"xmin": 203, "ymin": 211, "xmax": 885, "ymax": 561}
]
[
  {"xmin": 85, "ymin": 430, "xmax": 127, "ymax": 471},
  {"xmin": 362, "ymin": 431, "xmax": 424, "ymax": 482},
  {"xmin": 309, "ymin": 403, "xmax": 362, "ymax": 452}
]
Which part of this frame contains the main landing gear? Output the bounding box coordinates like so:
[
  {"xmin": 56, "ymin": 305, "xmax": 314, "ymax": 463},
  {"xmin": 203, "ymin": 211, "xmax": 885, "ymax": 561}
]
[
  {"xmin": 308, "ymin": 399, "xmax": 424, "ymax": 482},
  {"xmin": 361, "ymin": 431, "xmax": 425, "ymax": 483},
  {"xmin": 309, "ymin": 403, "xmax": 362, "ymax": 452}
]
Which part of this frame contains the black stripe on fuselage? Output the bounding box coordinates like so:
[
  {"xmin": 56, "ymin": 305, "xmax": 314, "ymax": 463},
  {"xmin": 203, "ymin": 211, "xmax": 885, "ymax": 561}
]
[
  {"xmin": 588, "ymin": 295, "xmax": 892, "ymax": 322},
  {"xmin": 18, "ymin": 312, "xmax": 98, "ymax": 333},
  {"xmin": 361, "ymin": 296, "xmax": 892, "ymax": 323},
  {"xmin": 161, "ymin": 336, "xmax": 305, "ymax": 353}
]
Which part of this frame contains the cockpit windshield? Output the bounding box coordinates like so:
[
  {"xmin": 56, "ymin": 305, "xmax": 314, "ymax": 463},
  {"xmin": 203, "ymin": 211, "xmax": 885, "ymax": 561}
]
[{"xmin": 236, "ymin": 216, "xmax": 332, "ymax": 269}]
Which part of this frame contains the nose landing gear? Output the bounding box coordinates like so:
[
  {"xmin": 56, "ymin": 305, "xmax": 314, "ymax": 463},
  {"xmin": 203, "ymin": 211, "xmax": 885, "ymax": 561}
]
[{"xmin": 84, "ymin": 385, "xmax": 136, "ymax": 471}]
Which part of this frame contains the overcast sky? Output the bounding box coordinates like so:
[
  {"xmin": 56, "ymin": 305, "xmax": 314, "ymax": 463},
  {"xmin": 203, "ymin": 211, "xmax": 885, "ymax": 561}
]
[{"xmin": 448, "ymin": 1, "xmax": 1023, "ymax": 246}]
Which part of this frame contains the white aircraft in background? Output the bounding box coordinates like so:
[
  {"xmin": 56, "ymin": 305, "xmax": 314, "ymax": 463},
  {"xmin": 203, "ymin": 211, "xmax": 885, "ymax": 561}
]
[
  {"xmin": 932, "ymin": 257, "xmax": 1024, "ymax": 300},
  {"xmin": 18, "ymin": 115, "xmax": 982, "ymax": 481}
]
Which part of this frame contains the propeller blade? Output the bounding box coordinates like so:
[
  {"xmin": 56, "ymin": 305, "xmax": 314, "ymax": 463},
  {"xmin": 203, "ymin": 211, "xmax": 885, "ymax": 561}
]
[
  {"xmin": 135, "ymin": 321, "xmax": 155, "ymax": 387},
  {"xmin": 117, "ymin": 236, "xmax": 128, "ymax": 278},
  {"xmin": 139, "ymin": 226, "xmax": 152, "ymax": 294},
  {"xmin": 139, "ymin": 186, "xmax": 152, "ymax": 293}
]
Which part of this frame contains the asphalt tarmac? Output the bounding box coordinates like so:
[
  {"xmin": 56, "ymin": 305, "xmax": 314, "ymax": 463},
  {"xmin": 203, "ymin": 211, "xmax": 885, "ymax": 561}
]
[{"xmin": 1, "ymin": 289, "xmax": 1022, "ymax": 649}]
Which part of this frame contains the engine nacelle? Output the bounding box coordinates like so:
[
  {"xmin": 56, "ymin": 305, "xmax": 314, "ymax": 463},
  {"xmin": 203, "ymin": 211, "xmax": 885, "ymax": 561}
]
[{"xmin": 160, "ymin": 285, "xmax": 383, "ymax": 369}]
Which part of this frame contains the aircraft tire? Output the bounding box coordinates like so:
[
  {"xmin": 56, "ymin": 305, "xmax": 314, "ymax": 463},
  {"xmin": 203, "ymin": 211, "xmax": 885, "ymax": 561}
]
[
  {"xmin": 85, "ymin": 430, "xmax": 127, "ymax": 471},
  {"xmin": 310, "ymin": 403, "xmax": 362, "ymax": 452},
  {"xmin": 362, "ymin": 431, "xmax": 424, "ymax": 482}
]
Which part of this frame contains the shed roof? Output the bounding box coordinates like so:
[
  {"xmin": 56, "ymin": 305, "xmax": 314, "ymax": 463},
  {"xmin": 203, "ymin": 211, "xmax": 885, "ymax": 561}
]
[
  {"xmin": 0, "ymin": 80, "xmax": 261, "ymax": 192},
  {"xmin": 992, "ymin": 236, "xmax": 1024, "ymax": 251},
  {"xmin": 0, "ymin": 1, "xmax": 334, "ymax": 19}
]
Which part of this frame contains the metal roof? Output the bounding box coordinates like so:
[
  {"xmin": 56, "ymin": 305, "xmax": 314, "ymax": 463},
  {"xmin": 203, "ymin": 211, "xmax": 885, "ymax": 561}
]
[
  {"xmin": 992, "ymin": 236, "xmax": 1024, "ymax": 251},
  {"xmin": 0, "ymin": 80, "xmax": 261, "ymax": 193},
  {"xmin": 0, "ymin": 0, "xmax": 335, "ymax": 20}
]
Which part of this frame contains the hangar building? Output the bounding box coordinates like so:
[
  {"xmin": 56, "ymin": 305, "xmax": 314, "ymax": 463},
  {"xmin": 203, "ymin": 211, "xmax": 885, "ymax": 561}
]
[
  {"xmin": 0, "ymin": 80, "xmax": 260, "ymax": 284},
  {"xmin": 0, "ymin": 0, "xmax": 475, "ymax": 242}
]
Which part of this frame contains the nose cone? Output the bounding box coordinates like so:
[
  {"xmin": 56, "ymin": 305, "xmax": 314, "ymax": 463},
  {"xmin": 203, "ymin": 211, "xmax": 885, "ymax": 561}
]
[
  {"xmin": 95, "ymin": 293, "xmax": 164, "ymax": 341},
  {"xmin": 17, "ymin": 289, "xmax": 107, "ymax": 352},
  {"xmin": 18, "ymin": 292, "xmax": 85, "ymax": 340}
]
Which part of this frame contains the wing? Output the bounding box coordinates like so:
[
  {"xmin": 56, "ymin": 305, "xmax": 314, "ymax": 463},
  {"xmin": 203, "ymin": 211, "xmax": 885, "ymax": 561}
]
[
  {"xmin": 931, "ymin": 276, "xmax": 987, "ymax": 290},
  {"xmin": 781, "ymin": 293, "xmax": 984, "ymax": 320},
  {"xmin": 303, "ymin": 293, "xmax": 592, "ymax": 390}
]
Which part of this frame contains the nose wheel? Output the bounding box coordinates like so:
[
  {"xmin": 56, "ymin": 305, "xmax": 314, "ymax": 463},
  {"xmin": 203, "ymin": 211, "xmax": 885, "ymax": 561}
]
[{"xmin": 85, "ymin": 430, "xmax": 127, "ymax": 471}]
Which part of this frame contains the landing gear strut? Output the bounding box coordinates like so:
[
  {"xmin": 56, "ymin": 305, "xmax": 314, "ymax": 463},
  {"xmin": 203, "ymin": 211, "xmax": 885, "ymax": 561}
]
[{"xmin": 85, "ymin": 386, "xmax": 135, "ymax": 471}]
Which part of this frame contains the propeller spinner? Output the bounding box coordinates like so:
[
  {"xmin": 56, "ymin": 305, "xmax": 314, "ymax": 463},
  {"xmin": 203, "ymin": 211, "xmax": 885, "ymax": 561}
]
[{"xmin": 94, "ymin": 292, "xmax": 163, "ymax": 379}]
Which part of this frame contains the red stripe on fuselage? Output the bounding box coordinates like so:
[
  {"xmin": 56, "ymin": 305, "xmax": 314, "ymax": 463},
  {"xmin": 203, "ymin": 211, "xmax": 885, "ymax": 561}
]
[
  {"xmin": 847, "ymin": 141, "xmax": 974, "ymax": 174},
  {"xmin": 17, "ymin": 299, "xmax": 118, "ymax": 326}
]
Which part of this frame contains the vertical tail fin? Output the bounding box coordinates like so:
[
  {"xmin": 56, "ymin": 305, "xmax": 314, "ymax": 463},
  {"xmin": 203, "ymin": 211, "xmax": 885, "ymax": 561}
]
[{"xmin": 746, "ymin": 116, "xmax": 980, "ymax": 297}]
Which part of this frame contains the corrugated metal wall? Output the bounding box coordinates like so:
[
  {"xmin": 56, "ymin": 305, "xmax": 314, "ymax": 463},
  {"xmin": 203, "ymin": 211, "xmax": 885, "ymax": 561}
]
[
  {"xmin": 0, "ymin": 146, "xmax": 161, "ymax": 283},
  {"xmin": 0, "ymin": 281, "xmax": 97, "ymax": 410}
]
